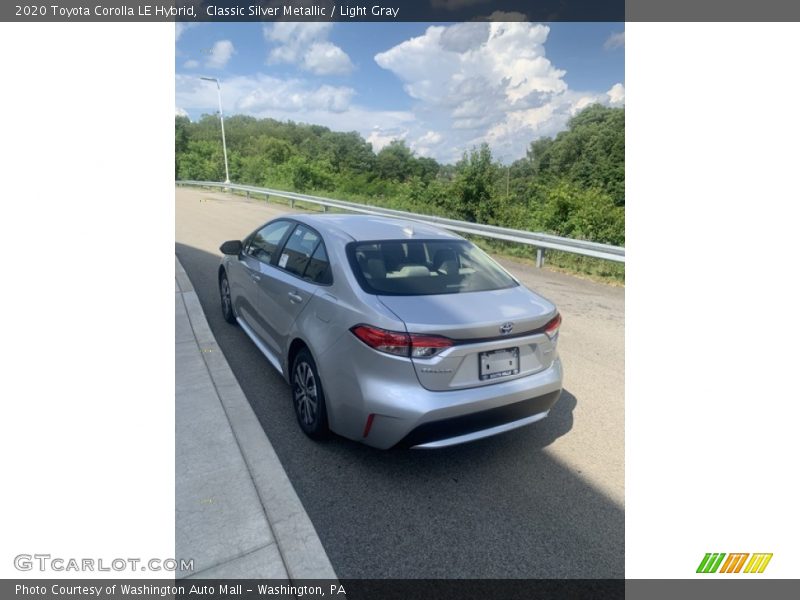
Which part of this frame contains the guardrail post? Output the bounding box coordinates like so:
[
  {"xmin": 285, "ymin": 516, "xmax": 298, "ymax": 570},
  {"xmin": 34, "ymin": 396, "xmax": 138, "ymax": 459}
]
[
  {"xmin": 246, "ymin": 190, "xmax": 250, "ymax": 199},
  {"xmin": 536, "ymin": 247, "xmax": 545, "ymax": 268},
  {"xmin": 290, "ymin": 199, "xmax": 295, "ymax": 208},
  {"xmin": 264, "ymin": 193, "xmax": 269, "ymax": 203},
  {"xmin": 323, "ymin": 205, "xmax": 329, "ymax": 213}
]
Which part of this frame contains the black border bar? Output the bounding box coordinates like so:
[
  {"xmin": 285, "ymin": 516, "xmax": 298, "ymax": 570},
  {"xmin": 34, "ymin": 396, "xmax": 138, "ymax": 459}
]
[
  {"xmin": 7, "ymin": 0, "xmax": 800, "ymax": 22},
  {"xmin": 4, "ymin": 579, "xmax": 623, "ymax": 600},
  {"xmin": 6, "ymin": 579, "xmax": 800, "ymax": 600}
]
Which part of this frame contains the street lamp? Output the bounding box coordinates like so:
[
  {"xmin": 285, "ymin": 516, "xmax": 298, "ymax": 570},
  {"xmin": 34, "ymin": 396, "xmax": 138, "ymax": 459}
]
[{"xmin": 200, "ymin": 76, "xmax": 230, "ymax": 184}]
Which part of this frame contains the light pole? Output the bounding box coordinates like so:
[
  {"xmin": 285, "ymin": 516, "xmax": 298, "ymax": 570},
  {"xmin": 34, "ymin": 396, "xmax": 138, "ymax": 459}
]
[{"xmin": 200, "ymin": 76, "xmax": 230, "ymax": 184}]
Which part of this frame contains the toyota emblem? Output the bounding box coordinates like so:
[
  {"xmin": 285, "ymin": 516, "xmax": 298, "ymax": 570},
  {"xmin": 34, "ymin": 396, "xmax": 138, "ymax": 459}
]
[{"xmin": 500, "ymin": 322, "xmax": 514, "ymax": 335}]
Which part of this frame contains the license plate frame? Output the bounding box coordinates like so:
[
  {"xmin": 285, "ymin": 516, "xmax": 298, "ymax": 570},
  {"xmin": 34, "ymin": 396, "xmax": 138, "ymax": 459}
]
[{"xmin": 479, "ymin": 347, "xmax": 520, "ymax": 381}]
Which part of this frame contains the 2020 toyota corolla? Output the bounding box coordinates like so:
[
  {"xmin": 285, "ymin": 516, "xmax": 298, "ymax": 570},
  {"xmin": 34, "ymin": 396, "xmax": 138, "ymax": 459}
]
[{"xmin": 218, "ymin": 214, "xmax": 563, "ymax": 449}]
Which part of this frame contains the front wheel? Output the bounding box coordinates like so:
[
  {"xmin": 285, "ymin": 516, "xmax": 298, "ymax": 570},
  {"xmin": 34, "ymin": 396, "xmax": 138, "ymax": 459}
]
[
  {"xmin": 219, "ymin": 271, "xmax": 236, "ymax": 324},
  {"xmin": 292, "ymin": 348, "xmax": 329, "ymax": 439}
]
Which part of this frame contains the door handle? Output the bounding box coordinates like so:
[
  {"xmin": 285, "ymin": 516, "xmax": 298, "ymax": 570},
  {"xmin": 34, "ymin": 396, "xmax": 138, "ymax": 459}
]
[
  {"xmin": 250, "ymin": 273, "xmax": 261, "ymax": 282},
  {"xmin": 288, "ymin": 291, "xmax": 303, "ymax": 304}
]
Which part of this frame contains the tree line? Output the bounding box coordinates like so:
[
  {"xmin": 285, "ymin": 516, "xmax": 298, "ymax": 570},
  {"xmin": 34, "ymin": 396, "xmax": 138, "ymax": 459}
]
[{"xmin": 175, "ymin": 104, "xmax": 624, "ymax": 248}]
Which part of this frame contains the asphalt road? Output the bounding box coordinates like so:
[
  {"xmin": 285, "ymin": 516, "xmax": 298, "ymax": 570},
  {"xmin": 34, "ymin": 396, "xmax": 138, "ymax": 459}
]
[{"xmin": 175, "ymin": 187, "xmax": 625, "ymax": 578}]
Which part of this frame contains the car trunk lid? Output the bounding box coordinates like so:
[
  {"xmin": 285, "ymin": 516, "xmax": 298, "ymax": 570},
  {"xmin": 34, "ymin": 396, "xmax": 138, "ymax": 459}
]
[{"xmin": 378, "ymin": 286, "xmax": 559, "ymax": 391}]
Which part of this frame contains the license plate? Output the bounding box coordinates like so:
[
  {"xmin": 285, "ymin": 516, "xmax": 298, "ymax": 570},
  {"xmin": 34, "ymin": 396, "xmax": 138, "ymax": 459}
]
[{"xmin": 479, "ymin": 347, "xmax": 520, "ymax": 381}]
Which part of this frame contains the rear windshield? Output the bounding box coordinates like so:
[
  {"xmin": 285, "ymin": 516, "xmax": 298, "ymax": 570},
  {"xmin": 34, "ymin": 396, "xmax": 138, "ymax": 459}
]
[{"xmin": 347, "ymin": 239, "xmax": 518, "ymax": 296}]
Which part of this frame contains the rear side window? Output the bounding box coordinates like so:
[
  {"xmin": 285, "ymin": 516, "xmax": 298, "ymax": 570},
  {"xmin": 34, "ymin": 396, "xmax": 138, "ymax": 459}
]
[
  {"xmin": 276, "ymin": 224, "xmax": 332, "ymax": 285},
  {"xmin": 248, "ymin": 220, "xmax": 292, "ymax": 264},
  {"xmin": 348, "ymin": 239, "xmax": 517, "ymax": 296},
  {"xmin": 304, "ymin": 243, "xmax": 332, "ymax": 285}
]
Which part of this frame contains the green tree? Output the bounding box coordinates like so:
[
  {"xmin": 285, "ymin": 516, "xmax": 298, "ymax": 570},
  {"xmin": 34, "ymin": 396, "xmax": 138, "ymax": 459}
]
[
  {"xmin": 174, "ymin": 106, "xmax": 624, "ymax": 252},
  {"xmin": 175, "ymin": 115, "xmax": 190, "ymax": 178},
  {"xmin": 528, "ymin": 104, "xmax": 625, "ymax": 204},
  {"xmin": 452, "ymin": 143, "xmax": 498, "ymax": 222},
  {"xmin": 376, "ymin": 140, "xmax": 415, "ymax": 182},
  {"xmin": 538, "ymin": 181, "xmax": 624, "ymax": 245}
]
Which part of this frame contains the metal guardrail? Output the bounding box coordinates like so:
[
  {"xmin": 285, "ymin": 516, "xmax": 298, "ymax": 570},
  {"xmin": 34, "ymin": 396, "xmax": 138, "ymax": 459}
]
[{"xmin": 176, "ymin": 180, "xmax": 625, "ymax": 266}]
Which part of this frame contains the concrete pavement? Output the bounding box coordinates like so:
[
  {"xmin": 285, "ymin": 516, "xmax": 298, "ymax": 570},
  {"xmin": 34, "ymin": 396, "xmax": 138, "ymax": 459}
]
[{"xmin": 175, "ymin": 256, "xmax": 336, "ymax": 580}]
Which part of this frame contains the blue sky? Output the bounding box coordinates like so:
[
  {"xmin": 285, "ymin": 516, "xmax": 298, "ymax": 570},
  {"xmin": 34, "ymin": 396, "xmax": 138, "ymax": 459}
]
[{"xmin": 176, "ymin": 22, "xmax": 623, "ymax": 164}]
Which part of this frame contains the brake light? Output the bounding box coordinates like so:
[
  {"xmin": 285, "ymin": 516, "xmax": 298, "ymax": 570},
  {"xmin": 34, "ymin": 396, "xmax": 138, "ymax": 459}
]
[
  {"xmin": 351, "ymin": 325, "xmax": 453, "ymax": 358},
  {"xmin": 351, "ymin": 325, "xmax": 409, "ymax": 356},
  {"xmin": 544, "ymin": 313, "xmax": 562, "ymax": 340}
]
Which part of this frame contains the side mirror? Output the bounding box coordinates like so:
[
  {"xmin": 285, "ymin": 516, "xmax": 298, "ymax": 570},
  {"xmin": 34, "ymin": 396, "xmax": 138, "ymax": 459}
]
[{"xmin": 220, "ymin": 240, "xmax": 243, "ymax": 256}]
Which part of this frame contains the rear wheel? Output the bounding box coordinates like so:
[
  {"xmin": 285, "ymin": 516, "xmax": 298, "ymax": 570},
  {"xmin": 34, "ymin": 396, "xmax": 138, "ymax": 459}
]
[
  {"xmin": 219, "ymin": 271, "xmax": 236, "ymax": 324},
  {"xmin": 292, "ymin": 348, "xmax": 329, "ymax": 439}
]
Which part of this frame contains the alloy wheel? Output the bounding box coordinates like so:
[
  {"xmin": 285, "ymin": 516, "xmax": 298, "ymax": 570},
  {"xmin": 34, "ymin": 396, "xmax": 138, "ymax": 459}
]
[
  {"xmin": 221, "ymin": 277, "xmax": 231, "ymax": 314},
  {"xmin": 293, "ymin": 361, "xmax": 318, "ymax": 426}
]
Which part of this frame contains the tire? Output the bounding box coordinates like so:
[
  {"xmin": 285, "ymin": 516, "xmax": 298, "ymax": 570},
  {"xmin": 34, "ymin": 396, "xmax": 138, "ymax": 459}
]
[
  {"xmin": 219, "ymin": 271, "xmax": 236, "ymax": 324},
  {"xmin": 291, "ymin": 348, "xmax": 329, "ymax": 439}
]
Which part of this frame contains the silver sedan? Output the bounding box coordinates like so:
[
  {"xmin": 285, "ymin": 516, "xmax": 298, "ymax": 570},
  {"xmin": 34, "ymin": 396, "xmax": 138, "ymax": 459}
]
[{"xmin": 218, "ymin": 214, "xmax": 563, "ymax": 449}]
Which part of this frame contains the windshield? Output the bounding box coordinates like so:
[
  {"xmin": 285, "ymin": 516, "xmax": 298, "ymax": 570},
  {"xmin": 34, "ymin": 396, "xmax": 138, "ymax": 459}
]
[{"xmin": 347, "ymin": 239, "xmax": 518, "ymax": 296}]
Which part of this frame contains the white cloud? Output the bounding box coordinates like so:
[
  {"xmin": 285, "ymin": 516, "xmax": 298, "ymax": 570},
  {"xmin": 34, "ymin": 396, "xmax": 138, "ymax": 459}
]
[
  {"xmin": 239, "ymin": 82, "xmax": 354, "ymax": 114},
  {"xmin": 302, "ymin": 42, "xmax": 354, "ymax": 76},
  {"xmin": 177, "ymin": 73, "xmax": 354, "ymax": 114},
  {"xmin": 206, "ymin": 40, "xmax": 235, "ymax": 69},
  {"xmin": 367, "ymin": 127, "xmax": 408, "ymax": 152},
  {"xmin": 175, "ymin": 73, "xmax": 414, "ymax": 138},
  {"xmin": 175, "ymin": 22, "xmax": 623, "ymax": 164},
  {"xmin": 373, "ymin": 22, "xmax": 624, "ymax": 163},
  {"xmin": 175, "ymin": 23, "xmax": 195, "ymax": 42},
  {"xmin": 375, "ymin": 23, "xmax": 565, "ymax": 109},
  {"xmin": 604, "ymin": 31, "xmax": 625, "ymax": 50},
  {"xmin": 410, "ymin": 130, "xmax": 444, "ymax": 157},
  {"xmin": 418, "ymin": 130, "xmax": 443, "ymax": 145},
  {"xmin": 264, "ymin": 23, "xmax": 354, "ymax": 75},
  {"xmin": 607, "ymin": 83, "xmax": 625, "ymax": 105},
  {"xmin": 175, "ymin": 107, "xmax": 189, "ymax": 117},
  {"xmin": 183, "ymin": 59, "xmax": 199, "ymax": 69}
]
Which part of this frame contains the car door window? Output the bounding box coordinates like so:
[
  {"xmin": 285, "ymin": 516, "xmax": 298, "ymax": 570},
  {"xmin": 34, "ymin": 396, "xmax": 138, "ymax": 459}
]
[
  {"xmin": 277, "ymin": 224, "xmax": 322, "ymax": 279},
  {"xmin": 247, "ymin": 221, "xmax": 292, "ymax": 264},
  {"xmin": 303, "ymin": 242, "xmax": 332, "ymax": 285}
]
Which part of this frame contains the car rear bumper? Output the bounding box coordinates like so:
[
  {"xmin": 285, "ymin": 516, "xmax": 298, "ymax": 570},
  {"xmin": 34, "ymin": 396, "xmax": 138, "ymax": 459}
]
[
  {"xmin": 399, "ymin": 389, "xmax": 561, "ymax": 449},
  {"xmin": 318, "ymin": 334, "xmax": 563, "ymax": 449}
]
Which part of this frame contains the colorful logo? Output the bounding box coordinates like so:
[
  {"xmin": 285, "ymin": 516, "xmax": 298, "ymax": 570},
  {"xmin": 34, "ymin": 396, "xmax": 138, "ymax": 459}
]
[{"xmin": 696, "ymin": 553, "xmax": 773, "ymax": 574}]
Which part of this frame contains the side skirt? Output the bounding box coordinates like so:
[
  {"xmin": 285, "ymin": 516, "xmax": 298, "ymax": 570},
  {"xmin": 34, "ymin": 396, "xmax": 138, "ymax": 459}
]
[{"xmin": 236, "ymin": 316, "xmax": 284, "ymax": 376}]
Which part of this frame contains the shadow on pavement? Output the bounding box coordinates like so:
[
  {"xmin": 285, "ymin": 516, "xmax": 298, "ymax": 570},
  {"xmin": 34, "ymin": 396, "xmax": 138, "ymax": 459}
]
[{"xmin": 176, "ymin": 242, "xmax": 623, "ymax": 579}]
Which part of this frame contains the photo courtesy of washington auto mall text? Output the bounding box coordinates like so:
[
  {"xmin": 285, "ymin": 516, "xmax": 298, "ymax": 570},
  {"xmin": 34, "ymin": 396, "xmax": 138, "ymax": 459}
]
[{"xmin": 15, "ymin": 583, "xmax": 347, "ymax": 598}]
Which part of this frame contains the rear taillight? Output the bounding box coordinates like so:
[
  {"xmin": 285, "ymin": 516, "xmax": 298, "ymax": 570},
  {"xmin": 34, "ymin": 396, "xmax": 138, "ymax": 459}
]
[
  {"xmin": 351, "ymin": 325, "xmax": 453, "ymax": 358},
  {"xmin": 544, "ymin": 313, "xmax": 562, "ymax": 341},
  {"xmin": 409, "ymin": 334, "xmax": 453, "ymax": 358},
  {"xmin": 351, "ymin": 325, "xmax": 409, "ymax": 356}
]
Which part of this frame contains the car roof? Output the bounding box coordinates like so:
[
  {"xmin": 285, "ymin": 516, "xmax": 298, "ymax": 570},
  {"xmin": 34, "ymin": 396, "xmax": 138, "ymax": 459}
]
[{"xmin": 291, "ymin": 213, "xmax": 463, "ymax": 242}]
